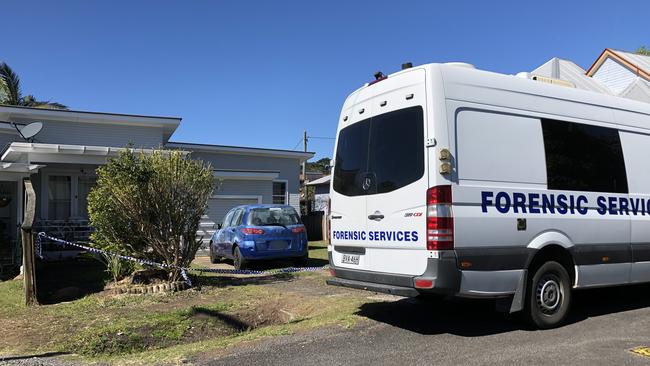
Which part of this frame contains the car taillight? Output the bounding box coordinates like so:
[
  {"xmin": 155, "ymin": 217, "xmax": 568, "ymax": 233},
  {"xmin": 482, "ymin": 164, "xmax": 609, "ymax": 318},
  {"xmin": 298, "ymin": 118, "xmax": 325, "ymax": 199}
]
[
  {"xmin": 292, "ymin": 226, "xmax": 306, "ymax": 234},
  {"xmin": 242, "ymin": 228, "xmax": 264, "ymax": 235},
  {"xmin": 426, "ymin": 185, "xmax": 453, "ymax": 250}
]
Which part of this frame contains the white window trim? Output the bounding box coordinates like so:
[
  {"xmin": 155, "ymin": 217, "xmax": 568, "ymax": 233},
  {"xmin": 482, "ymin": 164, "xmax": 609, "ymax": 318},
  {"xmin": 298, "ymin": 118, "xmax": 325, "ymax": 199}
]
[
  {"xmin": 272, "ymin": 179, "xmax": 289, "ymax": 205},
  {"xmin": 211, "ymin": 194, "xmax": 263, "ymax": 203},
  {"xmin": 41, "ymin": 170, "xmax": 97, "ymax": 220}
]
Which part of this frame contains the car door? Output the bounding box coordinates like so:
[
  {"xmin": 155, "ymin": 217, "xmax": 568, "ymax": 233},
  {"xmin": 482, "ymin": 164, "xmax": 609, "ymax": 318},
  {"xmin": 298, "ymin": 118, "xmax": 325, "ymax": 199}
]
[
  {"xmin": 226, "ymin": 208, "xmax": 245, "ymax": 253},
  {"xmin": 216, "ymin": 209, "xmax": 235, "ymax": 256}
]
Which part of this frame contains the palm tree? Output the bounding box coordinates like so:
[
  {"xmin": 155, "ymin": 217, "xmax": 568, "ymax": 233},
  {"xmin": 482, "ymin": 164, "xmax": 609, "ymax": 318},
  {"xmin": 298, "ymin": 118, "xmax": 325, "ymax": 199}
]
[{"xmin": 0, "ymin": 62, "xmax": 67, "ymax": 110}]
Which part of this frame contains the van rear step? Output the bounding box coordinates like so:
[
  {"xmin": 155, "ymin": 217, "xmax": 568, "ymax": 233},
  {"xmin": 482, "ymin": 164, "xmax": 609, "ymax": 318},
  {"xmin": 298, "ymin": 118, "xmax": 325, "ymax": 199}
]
[{"xmin": 326, "ymin": 277, "xmax": 419, "ymax": 297}]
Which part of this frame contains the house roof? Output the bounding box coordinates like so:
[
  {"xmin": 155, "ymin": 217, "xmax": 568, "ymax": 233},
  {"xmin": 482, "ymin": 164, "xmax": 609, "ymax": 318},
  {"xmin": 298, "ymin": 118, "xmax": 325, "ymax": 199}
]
[
  {"xmin": 0, "ymin": 104, "xmax": 181, "ymax": 142},
  {"xmin": 167, "ymin": 141, "xmax": 314, "ymax": 161},
  {"xmin": 586, "ymin": 48, "xmax": 650, "ymax": 81},
  {"xmin": 532, "ymin": 57, "xmax": 613, "ymax": 95},
  {"xmin": 619, "ymin": 77, "xmax": 650, "ymax": 103},
  {"xmin": 305, "ymin": 175, "xmax": 330, "ymax": 186}
]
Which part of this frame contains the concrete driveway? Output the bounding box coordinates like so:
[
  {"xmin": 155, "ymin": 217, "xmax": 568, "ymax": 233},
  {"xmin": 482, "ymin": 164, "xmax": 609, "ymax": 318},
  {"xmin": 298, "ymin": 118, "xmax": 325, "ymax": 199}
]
[{"xmin": 204, "ymin": 283, "xmax": 650, "ymax": 366}]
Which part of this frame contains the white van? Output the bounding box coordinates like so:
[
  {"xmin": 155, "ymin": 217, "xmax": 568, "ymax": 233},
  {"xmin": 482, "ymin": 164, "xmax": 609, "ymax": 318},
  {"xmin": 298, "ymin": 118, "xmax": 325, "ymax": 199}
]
[{"xmin": 326, "ymin": 62, "xmax": 650, "ymax": 328}]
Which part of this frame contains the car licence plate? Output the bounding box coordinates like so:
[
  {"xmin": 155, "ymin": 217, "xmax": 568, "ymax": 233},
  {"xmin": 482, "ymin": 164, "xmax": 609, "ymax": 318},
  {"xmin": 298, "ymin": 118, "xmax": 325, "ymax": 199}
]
[{"xmin": 341, "ymin": 253, "xmax": 360, "ymax": 265}]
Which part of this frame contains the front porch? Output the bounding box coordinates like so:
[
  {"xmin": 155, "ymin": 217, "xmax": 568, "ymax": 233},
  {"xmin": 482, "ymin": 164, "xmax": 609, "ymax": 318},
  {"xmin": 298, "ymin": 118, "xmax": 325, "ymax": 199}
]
[{"xmin": 0, "ymin": 142, "xmax": 175, "ymax": 268}]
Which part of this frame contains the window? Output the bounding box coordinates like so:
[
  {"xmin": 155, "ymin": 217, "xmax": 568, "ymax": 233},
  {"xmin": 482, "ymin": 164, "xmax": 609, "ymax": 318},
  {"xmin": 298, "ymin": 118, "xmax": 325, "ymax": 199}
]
[
  {"xmin": 231, "ymin": 209, "xmax": 244, "ymax": 227},
  {"xmin": 456, "ymin": 111, "xmax": 546, "ymax": 184},
  {"xmin": 48, "ymin": 176, "xmax": 71, "ymax": 220},
  {"xmin": 222, "ymin": 210, "xmax": 235, "ymax": 228},
  {"xmin": 541, "ymin": 119, "xmax": 628, "ymax": 193},
  {"xmin": 273, "ymin": 181, "xmax": 287, "ymax": 204},
  {"xmin": 77, "ymin": 176, "xmax": 97, "ymax": 219},
  {"xmin": 248, "ymin": 207, "xmax": 301, "ymax": 226},
  {"xmin": 333, "ymin": 106, "xmax": 424, "ymax": 196}
]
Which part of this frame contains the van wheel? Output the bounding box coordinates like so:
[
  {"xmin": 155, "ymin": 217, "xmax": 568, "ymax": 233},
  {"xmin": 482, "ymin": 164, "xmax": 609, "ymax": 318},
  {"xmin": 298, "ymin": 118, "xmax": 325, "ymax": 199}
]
[
  {"xmin": 525, "ymin": 261, "xmax": 572, "ymax": 329},
  {"xmin": 233, "ymin": 246, "xmax": 247, "ymax": 270}
]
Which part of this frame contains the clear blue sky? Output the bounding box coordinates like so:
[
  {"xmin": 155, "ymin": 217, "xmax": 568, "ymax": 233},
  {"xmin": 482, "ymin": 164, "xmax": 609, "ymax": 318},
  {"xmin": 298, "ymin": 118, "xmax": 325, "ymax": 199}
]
[{"xmin": 2, "ymin": 1, "xmax": 648, "ymax": 160}]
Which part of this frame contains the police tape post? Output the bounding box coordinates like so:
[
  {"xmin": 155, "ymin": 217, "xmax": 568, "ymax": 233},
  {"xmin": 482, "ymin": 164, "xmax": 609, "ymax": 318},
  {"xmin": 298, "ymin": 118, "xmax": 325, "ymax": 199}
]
[{"xmin": 35, "ymin": 232, "xmax": 328, "ymax": 287}]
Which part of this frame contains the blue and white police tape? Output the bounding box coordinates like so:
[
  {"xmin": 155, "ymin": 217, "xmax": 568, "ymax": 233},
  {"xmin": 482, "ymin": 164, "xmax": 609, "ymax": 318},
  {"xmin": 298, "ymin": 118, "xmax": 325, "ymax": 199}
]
[{"xmin": 36, "ymin": 232, "xmax": 328, "ymax": 286}]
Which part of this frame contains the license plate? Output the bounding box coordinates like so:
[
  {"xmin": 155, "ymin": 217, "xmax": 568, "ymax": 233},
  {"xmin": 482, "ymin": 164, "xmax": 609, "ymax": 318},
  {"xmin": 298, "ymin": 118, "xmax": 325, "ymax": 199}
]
[{"xmin": 341, "ymin": 253, "xmax": 360, "ymax": 265}]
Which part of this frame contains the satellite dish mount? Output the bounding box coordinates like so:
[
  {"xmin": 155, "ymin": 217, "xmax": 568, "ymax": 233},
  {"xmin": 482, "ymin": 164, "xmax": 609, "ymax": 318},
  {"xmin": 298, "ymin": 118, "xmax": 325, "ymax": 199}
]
[{"xmin": 14, "ymin": 122, "xmax": 43, "ymax": 143}]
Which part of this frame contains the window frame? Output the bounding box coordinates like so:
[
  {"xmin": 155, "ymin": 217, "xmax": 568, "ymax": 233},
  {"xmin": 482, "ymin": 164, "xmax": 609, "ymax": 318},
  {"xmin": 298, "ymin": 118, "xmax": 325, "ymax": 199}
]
[
  {"xmin": 333, "ymin": 106, "xmax": 425, "ymax": 196},
  {"xmin": 541, "ymin": 118, "xmax": 628, "ymax": 194},
  {"xmin": 272, "ymin": 179, "xmax": 288, "ymax": 204},
  {"xmin": 41, "ymin": 171, "xmax": 97, "ymax": 220}
]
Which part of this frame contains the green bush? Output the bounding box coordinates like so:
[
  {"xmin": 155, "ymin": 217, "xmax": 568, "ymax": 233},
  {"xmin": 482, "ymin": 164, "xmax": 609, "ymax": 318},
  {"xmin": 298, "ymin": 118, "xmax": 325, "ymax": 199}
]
[{"xmin": 88, "ymin": 148, "xmax": 214, "ymax": 281}]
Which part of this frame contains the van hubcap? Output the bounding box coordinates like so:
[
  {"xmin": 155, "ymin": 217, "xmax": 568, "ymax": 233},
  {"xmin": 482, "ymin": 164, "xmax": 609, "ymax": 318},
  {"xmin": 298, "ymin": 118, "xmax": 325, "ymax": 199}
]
[{"xmin": 536, "ymin": 274, "xmax": 562, "ymax": 314}]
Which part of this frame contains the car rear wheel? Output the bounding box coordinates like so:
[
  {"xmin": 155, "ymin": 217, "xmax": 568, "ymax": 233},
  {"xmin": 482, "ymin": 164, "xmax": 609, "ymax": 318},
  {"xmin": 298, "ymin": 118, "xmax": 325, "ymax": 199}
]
[
  {"xmin": 209, "ymin": 243, "xmax": 219, "ymax": 264},
  {"xmin": 233, "ymin": 246, "xmax": 247, "ymax": 270},
  {"xmin": 293, "ymin": 254, "xmax": 309, "ymax": 267},
  {"xmin": 525, "ymin": 261, "xmax": 572, "ymax": 329}
]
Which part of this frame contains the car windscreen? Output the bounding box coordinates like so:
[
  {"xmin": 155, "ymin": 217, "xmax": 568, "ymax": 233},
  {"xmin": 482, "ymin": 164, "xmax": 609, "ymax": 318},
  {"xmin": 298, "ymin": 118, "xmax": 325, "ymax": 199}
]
[
  {"xmin": 247, "ymin": 207, "xmax": 301, "ymax": 226},
  {"xmin": 333, "ymin": 106, "xmax": 424, "ymax": 196}
]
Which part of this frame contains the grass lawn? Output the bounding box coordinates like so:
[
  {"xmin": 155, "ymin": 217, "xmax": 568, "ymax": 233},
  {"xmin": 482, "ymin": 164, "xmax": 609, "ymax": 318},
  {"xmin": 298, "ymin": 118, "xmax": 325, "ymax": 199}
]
[{"xmin": 0, "ymin": 240, "xmax": 371, "ymax": 365}]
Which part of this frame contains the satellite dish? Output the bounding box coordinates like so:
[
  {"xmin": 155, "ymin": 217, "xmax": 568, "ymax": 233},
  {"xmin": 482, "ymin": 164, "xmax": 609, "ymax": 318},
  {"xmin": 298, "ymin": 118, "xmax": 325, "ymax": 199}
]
[{"xmin": 18, "ymin": 122, "xmax": 43, "ymax": 141}]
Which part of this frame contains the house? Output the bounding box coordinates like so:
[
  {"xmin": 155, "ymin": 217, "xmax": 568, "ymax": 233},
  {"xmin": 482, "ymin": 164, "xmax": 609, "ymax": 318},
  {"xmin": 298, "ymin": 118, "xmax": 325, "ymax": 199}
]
[
  {"xmin": 532, "ymin": 48, "xmax": 650, "ymax": 103},
  {"xmin": 0, "ymin": 104, "xmax": 313, "ymax": 265},
  {"xmin": 305, "ymin": 175, "xmax": 330, "ymax": 215}
]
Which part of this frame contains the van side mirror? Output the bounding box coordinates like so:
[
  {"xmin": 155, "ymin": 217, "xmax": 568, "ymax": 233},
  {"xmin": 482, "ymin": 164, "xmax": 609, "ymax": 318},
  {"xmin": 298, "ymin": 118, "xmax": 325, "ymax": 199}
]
[{"xmin": 217, "ymin": 223, "xmax": 222, "ymax": 230}]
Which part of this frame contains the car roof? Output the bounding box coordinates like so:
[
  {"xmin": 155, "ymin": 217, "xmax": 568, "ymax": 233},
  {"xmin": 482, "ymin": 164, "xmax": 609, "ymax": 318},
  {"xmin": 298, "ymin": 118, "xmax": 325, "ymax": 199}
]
[{"xmin": 233, "ymin": 204, "xmax": 296, "ymax": 211}]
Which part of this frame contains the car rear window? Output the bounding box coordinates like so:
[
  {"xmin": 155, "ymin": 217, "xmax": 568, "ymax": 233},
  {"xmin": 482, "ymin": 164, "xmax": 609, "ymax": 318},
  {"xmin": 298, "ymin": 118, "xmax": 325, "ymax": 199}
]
[
  {"xmin": 247, "ymin": 207, "xmax": 301, "ymax": 226},
  {"xmin": 333, "ymin": 106, "xmax": 424, "ymax": 196}
]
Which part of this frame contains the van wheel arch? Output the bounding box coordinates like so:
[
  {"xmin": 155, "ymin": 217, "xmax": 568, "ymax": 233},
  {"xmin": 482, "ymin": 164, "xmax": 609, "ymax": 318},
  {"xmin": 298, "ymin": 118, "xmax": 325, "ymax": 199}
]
[{"xmin": 526, "ymin": 244, "xmax": 576, "ymax": 285}]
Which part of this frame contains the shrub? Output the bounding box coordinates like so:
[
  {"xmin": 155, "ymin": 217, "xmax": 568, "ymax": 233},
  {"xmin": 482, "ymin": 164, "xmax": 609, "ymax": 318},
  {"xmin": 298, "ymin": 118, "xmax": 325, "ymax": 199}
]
[{"xmin": 88, "ymin": 148, "xmax": 214, "ymax": 281}]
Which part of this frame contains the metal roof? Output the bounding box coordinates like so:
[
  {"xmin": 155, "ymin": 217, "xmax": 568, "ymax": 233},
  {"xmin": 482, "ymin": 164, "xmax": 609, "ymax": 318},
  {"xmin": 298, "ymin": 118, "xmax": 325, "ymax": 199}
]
[
  {"xmin": 305, "ymin": 175, "xmax": 330, "ymax": 186},
  {"xmin": 532, "ymin": 58, "xmax": 613, "ymax": 95},
  {"xmin": 610, "ymin": 49, "xmax": 650, "ymax": 76},
  {"xmin": 619, "ymin": 77, "xmax": 650, "ymax": 103}
]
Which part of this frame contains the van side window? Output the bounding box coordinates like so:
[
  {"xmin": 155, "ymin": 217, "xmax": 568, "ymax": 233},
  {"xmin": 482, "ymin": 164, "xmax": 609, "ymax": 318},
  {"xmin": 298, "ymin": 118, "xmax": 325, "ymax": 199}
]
[{"xmin": 541, "ymin": 119, "xmax": 628, "ymax": 193}]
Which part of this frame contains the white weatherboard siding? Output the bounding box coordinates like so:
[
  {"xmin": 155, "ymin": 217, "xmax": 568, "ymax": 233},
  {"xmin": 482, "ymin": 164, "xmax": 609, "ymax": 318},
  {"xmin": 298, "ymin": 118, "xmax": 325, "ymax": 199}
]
[
  {"xmin": 216, "ymin": 179, "xmax": 273, "ymax": 203},
  {"xmin": 592, "ymin": 57, "xmax": 638, "ymax": 95},
  {"xmin": 197, "ymin": 196, "xmax": 262, "ymax": 245},
  {"xmin": 35, "ymin": 121, "xmax": 164, "ymax": 148}
]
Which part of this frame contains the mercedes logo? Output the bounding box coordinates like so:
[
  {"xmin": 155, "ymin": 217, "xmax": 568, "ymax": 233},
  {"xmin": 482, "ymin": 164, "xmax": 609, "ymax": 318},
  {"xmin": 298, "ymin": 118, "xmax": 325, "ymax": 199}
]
[{"xmin": 362, "ymin": 176, "xmax": 372, "ymax": 191}]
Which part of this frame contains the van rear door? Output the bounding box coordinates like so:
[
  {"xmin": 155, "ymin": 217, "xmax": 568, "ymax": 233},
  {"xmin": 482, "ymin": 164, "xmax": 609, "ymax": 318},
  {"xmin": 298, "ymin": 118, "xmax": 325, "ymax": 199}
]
[{"xmin": 331, "ymin": 69, "xmax": 429, "ymax": 276}]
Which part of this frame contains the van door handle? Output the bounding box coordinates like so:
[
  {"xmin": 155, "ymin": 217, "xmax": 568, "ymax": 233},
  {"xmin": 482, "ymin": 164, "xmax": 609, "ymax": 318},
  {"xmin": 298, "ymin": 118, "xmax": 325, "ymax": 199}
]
[{"xmin": 368, "ymin": 213, "xmax": 384, "ymax": 221}]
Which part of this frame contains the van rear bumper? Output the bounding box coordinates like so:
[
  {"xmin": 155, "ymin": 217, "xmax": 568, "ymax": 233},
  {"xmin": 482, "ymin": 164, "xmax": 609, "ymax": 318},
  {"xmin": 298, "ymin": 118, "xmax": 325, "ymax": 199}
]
[{"xmin": 326, "ymin": 251, "xmax": 460, "ymax": 297}]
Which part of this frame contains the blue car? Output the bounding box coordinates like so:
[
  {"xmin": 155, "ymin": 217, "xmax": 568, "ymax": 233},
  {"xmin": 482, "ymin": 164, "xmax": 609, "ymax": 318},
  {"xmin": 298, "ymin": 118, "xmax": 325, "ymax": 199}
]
[{"xmin": 209, "ymin": 204, "xmax": 309, "ymax": 269}]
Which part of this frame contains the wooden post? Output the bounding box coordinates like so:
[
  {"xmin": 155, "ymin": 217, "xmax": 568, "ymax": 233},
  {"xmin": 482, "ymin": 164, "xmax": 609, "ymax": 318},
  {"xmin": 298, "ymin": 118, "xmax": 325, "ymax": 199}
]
[{"xmin": 21, "ymin": 179, "xmax": 38, "ymax": 306}]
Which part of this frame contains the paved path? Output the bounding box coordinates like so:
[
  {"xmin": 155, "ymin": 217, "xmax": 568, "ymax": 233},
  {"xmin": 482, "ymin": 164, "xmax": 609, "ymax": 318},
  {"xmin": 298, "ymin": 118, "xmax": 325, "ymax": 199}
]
[{"xmin": 205, "ymin": 284, "xmax": 650, "ymax": 366}]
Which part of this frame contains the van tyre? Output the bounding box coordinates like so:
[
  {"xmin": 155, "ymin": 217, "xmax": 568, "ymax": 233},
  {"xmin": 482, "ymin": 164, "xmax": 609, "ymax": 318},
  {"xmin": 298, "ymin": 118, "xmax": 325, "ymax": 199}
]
[
  {"xmin": 525, "ymin": 261, "xmax": 572, "ymax": 329},
  {"xmin": 233, "ymin": 246, "xmax": 247, "ymax": 270}
]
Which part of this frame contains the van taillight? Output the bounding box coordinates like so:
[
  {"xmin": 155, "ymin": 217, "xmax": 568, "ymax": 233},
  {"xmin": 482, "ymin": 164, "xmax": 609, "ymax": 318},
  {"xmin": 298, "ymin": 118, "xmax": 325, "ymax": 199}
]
[
  {"xmin": 426, "ymin": 185, "xmax": 453, "ymax": 250},
  {"xmin": 327, "ymin": 197, "xmax": 332, "ymax": 247}
]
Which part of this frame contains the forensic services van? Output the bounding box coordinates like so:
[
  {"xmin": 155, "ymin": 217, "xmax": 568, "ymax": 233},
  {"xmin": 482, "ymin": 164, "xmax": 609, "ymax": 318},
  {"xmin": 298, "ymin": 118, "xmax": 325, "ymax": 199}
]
[{"xmin": 326, "ymin": 61, "xmax": 650, "ymax": 328}]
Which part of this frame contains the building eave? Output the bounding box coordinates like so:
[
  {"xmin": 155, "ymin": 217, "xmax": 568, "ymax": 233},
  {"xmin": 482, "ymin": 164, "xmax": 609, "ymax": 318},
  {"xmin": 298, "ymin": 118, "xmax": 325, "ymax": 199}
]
[
  {"xmin": 167, "ymin": 141, "xmax": 315, "ymax": 161},
  {"xmin": 1, "ymin": 142, "xmax": 187, "ymax": 165},
  {"xmin": 0, "ymin": 104, "xmax": 181, "ymax": 140}
]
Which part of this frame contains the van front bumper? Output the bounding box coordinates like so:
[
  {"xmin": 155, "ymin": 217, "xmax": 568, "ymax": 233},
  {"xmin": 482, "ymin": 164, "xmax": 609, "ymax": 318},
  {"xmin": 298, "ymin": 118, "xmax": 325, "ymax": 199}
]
[{"xmin": 326, "ymin": 251, "xmax": 461, "ymax": 297}]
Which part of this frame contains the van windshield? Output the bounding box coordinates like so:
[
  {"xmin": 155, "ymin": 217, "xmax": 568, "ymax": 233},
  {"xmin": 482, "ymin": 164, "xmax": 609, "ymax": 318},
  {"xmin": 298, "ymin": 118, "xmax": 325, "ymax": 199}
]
[
  {"xmin": 333, "ymin": 106, "xmax": 424, "ymax": 196},
  {"xmin": 247, "ymin": 207, "xmax": 301, "ymax": 226}
]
